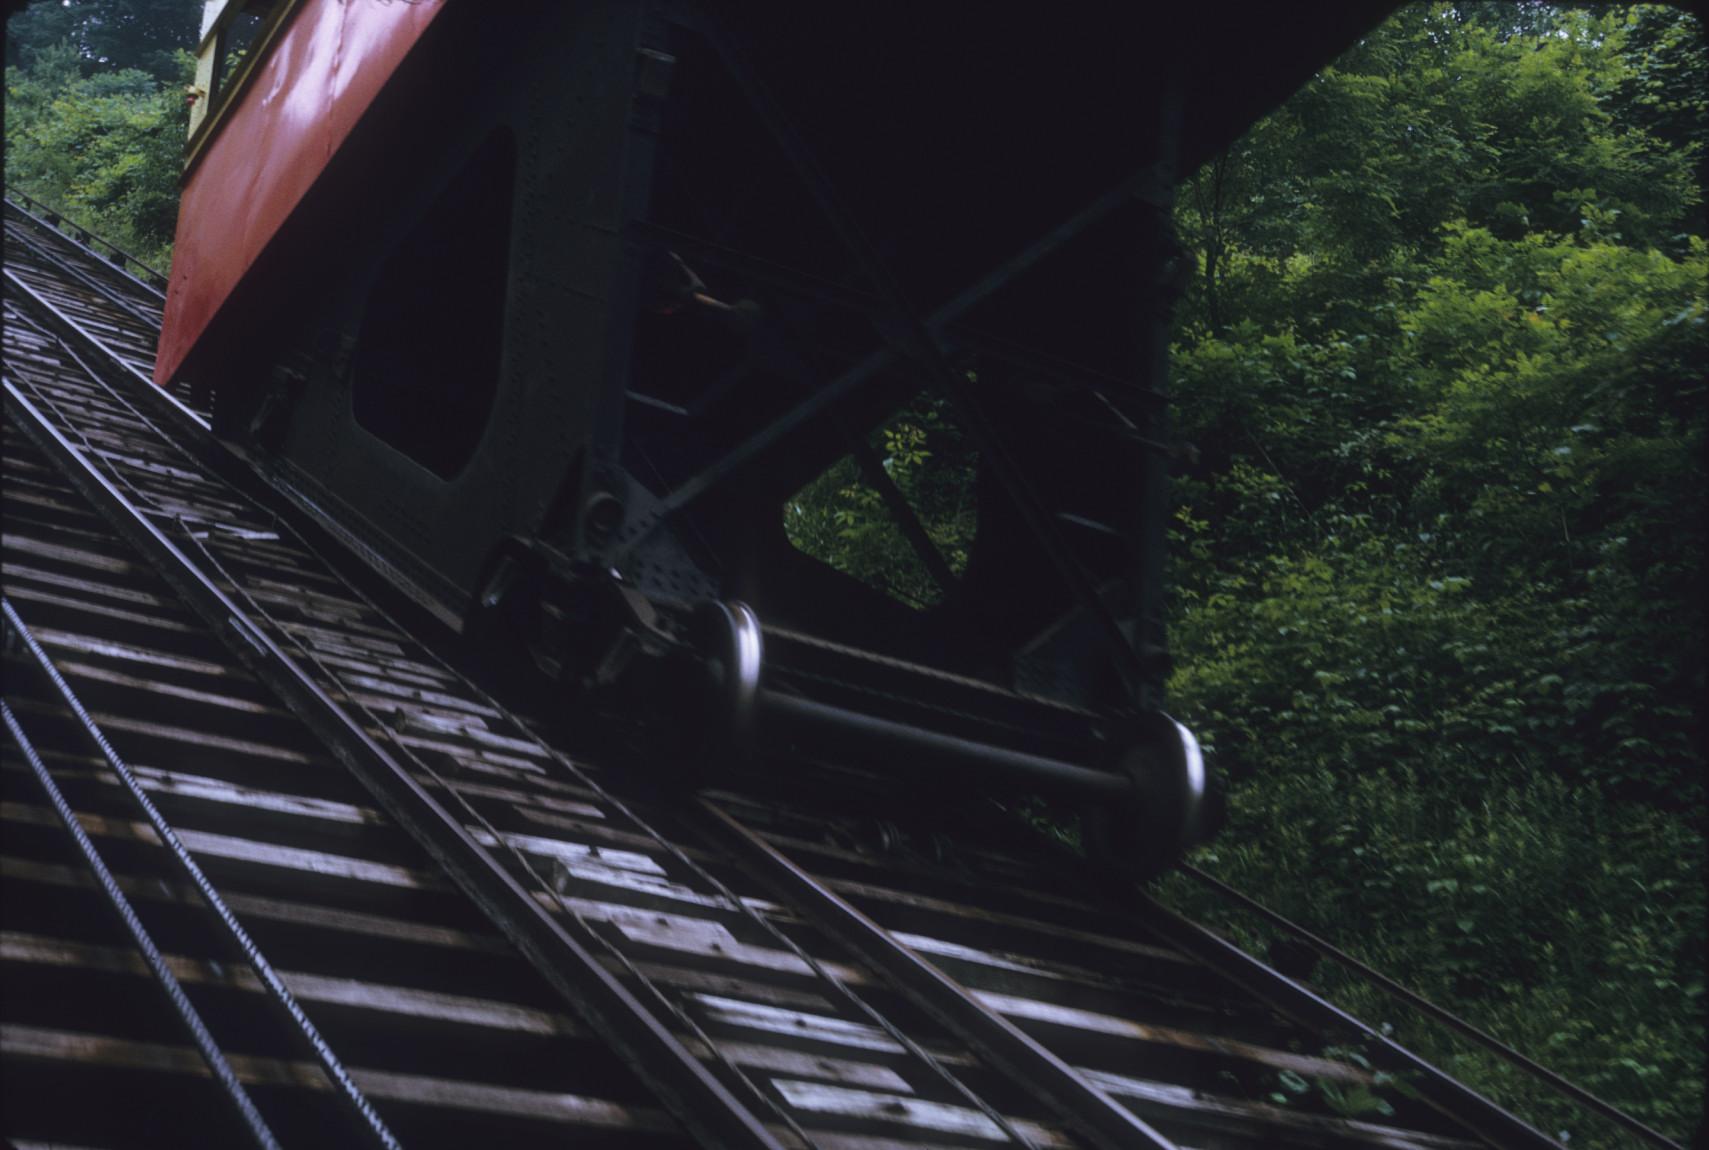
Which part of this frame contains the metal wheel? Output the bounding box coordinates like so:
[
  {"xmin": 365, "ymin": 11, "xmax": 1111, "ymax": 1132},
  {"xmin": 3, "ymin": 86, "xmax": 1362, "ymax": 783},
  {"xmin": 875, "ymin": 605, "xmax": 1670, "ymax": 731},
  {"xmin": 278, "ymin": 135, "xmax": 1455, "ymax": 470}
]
[
  {"xmin": 694, "ymin": 598, "xmax": 764, "ymax": 767},
  {"xmin": 1083, "ymin": 712, "xmax": 1209, "ymax": 879}
]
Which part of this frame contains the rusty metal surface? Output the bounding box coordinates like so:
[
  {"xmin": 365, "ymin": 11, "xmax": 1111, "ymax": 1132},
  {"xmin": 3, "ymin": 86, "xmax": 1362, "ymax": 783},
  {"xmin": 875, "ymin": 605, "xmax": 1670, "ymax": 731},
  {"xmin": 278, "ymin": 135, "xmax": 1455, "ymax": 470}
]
[{"xmin": 3, "ymin": 206, "xmax": 1524, "ymax": 1149}]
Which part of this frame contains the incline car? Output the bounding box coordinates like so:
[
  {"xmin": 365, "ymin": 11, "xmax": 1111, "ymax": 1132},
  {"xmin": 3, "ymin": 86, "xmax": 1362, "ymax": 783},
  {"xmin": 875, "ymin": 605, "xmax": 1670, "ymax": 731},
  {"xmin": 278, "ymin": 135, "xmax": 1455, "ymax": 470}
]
[{"xmin": 158, "ymin": 0, "xmax": 1391, "ymax": 875}]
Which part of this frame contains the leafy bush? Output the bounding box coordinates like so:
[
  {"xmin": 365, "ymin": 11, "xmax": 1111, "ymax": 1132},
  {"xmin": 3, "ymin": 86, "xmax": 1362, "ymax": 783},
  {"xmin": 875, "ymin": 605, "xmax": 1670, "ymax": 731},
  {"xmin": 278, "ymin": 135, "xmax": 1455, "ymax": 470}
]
[
  {"xmin": 1160, "ymin": 6, "xmax": 1705, "ymax": 1145},
  {"xmin": 5, "ymin": 29, "xmax": 191, "ymax": 267}
]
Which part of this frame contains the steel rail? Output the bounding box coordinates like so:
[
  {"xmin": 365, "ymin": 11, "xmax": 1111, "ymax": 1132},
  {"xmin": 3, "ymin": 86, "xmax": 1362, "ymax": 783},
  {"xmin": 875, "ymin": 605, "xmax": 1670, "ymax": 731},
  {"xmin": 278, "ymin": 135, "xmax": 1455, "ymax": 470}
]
[
  {"xmin": 9, "ymin": 222, "xmax": 1062, "ymax": 1145},
  {"xmin": 126, "ymin": 339, "xmax": 1041, "ymax": 1146},
  {"xmin": 1131, "ymin": 890, "xmax": 1568, "ymax": 1150},
  {"xmin": 176, "ymin": 522, "xmax": 822, "ymax": 1149},
  {"xmin": 0, "ymin": 697, "xmax": 283, "ymax": 1150},
  {"xmin": 697, "ymin": 800, "xmax": 1182, "ymax": 1150},
  {"xmin": 6, "ymin": 150, "xmax": 1623, "ymax": 1150},
  {"xmin": 4, "ymin": 212, "xmax": 166, "ymax": 333},
  {"xmin": 6, "ymin": 234, "xmax": 466, "ymax": 639},
  {"xmin": 1179, "ymin": 864, "xmax": 1685, "ymax": 1150},
  {"xmin": 4, "ymin": 251, "xmax": 479, "ymax": 637},
  {"xmin": 1, "ymin": 265, "xmax": 184, "ymax": 418},
  {"xmin": 3, "ymin": 268, "xmax": 793, "ymax": 1137},
  {"xmin": 2, "ymin": 593, "xmax": 400, "ymax": 1148},
  {"xmin": 2, "ymin": 186, "xmax": 169, "ymax": 290},
  {"xmin": 1, "ymin": 377, "xmax": 784, "ymax": 1150}
]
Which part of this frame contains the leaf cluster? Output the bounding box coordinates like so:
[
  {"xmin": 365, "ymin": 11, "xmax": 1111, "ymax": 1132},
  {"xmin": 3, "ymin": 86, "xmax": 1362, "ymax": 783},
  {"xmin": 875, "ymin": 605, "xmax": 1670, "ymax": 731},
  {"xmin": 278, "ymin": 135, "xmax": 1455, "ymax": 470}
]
[
  {"xmin": 4, "ymin": 0, "xmax": 200, "ymax": 266},
  {"xmin": 785, "ymin": 390, "xmax": 980, "ymax": 609},
  {"xmin": 1161, "ymin": 5, "xmax": 1705, "ymax": 1144}
]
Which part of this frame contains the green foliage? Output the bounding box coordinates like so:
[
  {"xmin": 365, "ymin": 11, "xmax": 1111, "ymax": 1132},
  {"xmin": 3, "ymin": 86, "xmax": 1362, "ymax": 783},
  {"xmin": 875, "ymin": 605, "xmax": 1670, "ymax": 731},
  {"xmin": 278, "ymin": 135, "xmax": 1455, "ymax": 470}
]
[
  {"xmin": 4, "ymin": 0, "xmax": 1701, "ymax": 1141},
  {"xmin": 785, "ymin": 391, "xmax": 979, "ymax": 608},
  {"xmin": 7, "ymin": 0, "xmax": 201, "ymax": 83},
  {"xmin": 1157, "ymin": 768, "xmax": 1705, "ymax": 1143},
  {"xmin": 1162, "ymin": 5, "xmax": 1705, "ymax": 1145},
  {"xmin": 787, "ymin": 10, "xmax": 1703, "ymax": 1139},
  {"xmin": 1176, "ymin": 4, "xmax": 1701, "ymax": 346},
  {"xmin": 5, "ymin": 0, "xmax": 198, "ymax": 266}
]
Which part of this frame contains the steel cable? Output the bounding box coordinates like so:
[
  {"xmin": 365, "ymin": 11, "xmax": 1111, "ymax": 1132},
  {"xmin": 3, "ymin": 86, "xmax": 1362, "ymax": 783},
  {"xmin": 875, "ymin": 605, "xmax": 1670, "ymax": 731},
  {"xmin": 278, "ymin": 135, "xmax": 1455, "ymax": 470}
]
[
  {"xmin": 0, "ymin": 600, "xmax": 402, "ymax": 1149},
  {"xmin": 1179, "ymin": 863, "xmax": 1685, "ymax": 1150},
  {"xmin": 7, "ymin": 276, "xmax": 795, "ymax": 1147},
  {"xmin": 0, "ymin": 697, "xmax": 282, "ymax": 1150},
  {"xmin": 167, "ymin": 442, "xmax": 1043, "ymax": 1148}
]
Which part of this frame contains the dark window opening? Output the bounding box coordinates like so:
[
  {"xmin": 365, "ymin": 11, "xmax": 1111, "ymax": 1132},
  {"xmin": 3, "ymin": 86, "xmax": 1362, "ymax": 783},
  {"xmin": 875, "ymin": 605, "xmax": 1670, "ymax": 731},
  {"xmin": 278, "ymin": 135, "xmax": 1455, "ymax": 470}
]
[
  {"xmin": 216, "ymin": 2, "xmax": 268, "ymax": 94},
  {"xmin": 783, "ymin": 390, "xmax": 979, "ymax": 609},
  {"xmin": 352, "ymin": 130, "xmax": 515, "ymax": 479},
  {"xmin": 201, "ymin": 0, "xmax": 277, "ymax": 121}
]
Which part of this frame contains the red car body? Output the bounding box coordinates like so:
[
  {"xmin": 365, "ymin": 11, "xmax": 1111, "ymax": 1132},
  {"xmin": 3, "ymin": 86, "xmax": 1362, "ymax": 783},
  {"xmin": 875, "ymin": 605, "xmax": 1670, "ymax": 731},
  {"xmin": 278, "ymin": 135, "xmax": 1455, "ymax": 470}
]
[{"xmin": 155, "ymin": 0, "xmax": 444, "ymax": 390}]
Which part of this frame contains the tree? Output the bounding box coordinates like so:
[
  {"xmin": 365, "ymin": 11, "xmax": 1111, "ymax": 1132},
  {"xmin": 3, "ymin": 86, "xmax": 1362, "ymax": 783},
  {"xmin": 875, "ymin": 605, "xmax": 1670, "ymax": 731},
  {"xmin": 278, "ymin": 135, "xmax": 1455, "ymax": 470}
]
[
  {"xmin": 1162, "ymin": 5, "xmax": 1704, "ymax": 1144},
  {"xmin": 4, "ymin": 0, "xmax": 199, "ymax": 264},
  {"xmin": 7, "ymin": 0, "xmax": 200, "ymax": 82}
]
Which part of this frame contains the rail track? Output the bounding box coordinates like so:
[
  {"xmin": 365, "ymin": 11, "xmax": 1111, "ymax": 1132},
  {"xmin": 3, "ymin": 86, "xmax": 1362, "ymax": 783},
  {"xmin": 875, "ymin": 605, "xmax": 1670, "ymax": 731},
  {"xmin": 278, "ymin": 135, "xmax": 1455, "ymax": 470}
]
[{"xmin": 2, "ymin": 193, "xmax": 1570, "ymax": 1150}]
